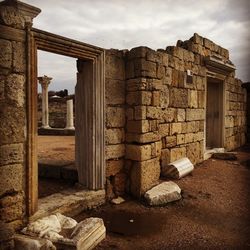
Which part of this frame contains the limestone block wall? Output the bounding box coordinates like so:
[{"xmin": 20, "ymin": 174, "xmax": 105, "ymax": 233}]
[
  {"xmin": 0, "ymin": 4, "xmax": 27, "ymax": 228},
  {"xmin": 105, "ymin": 50, "xmax": 126, "ymax": 199}
]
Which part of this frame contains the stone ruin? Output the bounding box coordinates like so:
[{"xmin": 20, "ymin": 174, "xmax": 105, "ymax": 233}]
[{"xmin": 0, "ymin": 0, "xmax": 248, "ymax": 247}]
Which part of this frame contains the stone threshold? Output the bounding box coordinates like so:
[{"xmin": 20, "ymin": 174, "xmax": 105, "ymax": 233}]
[
  {"xmin": 30, "ymin": 189, "xmax": 105, "ymax": 222},
  {"xmin": 204, "ymin": 147, "xmax": 225, "ymax": 160},
  {"xmin": 38, "ymin": 127, "xmax": 75, "ymax": 136}
]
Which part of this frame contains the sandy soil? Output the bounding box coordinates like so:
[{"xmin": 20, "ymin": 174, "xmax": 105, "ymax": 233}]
[{"xmin": 38, "ymin": 136, "xmax": 250, "ymax": 249}]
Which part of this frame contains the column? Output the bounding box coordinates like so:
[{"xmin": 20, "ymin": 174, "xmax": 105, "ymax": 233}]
[
  {"xmin": 38, "ymin": 75, "xmax": 52, "ymax": 129},
  {"xmin": 65, "ymin": 99, "xmax": 75, "ymax": 130}
]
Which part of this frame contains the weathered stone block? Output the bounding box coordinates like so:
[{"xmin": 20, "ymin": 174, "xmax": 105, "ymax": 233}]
[
  {"xmin": 105, "ymin": 79, "xmax": 125, "ymax": 105},
  {"xmin": 113, "ymin": 172, "xmax": 127, "ymax": 195},
  {"xmin": 186, "ymin": 142, "xmax": 201, "ymax": 165},
  {"xmin": 159, "ymin": 123, "xmax": 170, "ymax": 137},
  {"xmin": 164, "ymin": 136, "xmax": 177, "ymax": 148},
  {"xmin": 126, "ymin": 144, "xmax": 151, "ymax": 161},
  {"xmin": 161, "ymin": 108, "xmax": 176, "ymax": 122},
  {"xmin": 149, "ymin": 120, "xmax": 159, "ymax": 131},
  {"xmin": 106, "ymin": 144, "xmax": 125, "ymax": 160},
  {"xmin": 105, "ymin": 128, "xmax": 125, "ymax": 144},
  {"xmin": 157, "ymin": 64, "xmax": 165, "ymax": 79},
  {"xmin": 146, "ymin": 106, "xmax": 161, "ymax": 119},
  {"xmin": 193, "ymin": 131, "xmax": 204, "ymax": 142},
  {"xmin": 192, "ymin": 33, "xmax": 203, "ymax": 45},
  {"xmin": 126, "ymin": 91, "xmax": 152, "ymax": 105},
  {"xmin": 5, "ymin": 74, "xmax": 25, "ymax": 108},
  {"xmin": 159, "ymin": 85, "xmax": 169, "ymax": 108},
  {"xmin": 169, "ymin": 88, "xmax": 188, "ymax": 108},
  {"xmin": 188, "ymin": 90, "xmax": 198, "ymax": 108},
  {"xmin": 164, "ymin": 67, "xmax": 172, "ymax": 85},
  {"xmin": 146, "ymin": 50, "xmax": 163, "ymax": 63},
  {"xmin": 106, "ymin": 107, "xmax": 125, "ymax": 128},
  {"xmin": 105, "ymin": 50, "xmax": 125, "ymax": 80},
  {"xmin": 0, "ymin": 164, "xmax": 23, "ymax": 196},
  {"xmin": 176, "ymin": 108, "xmax": 185, "ymax": 122},
  {"xmin": 151, "ymin": 141, "xmax": 162, "ymax": 158},
  {"xmin": 134, "ymin": 106, "xmax": 146, "ymax": 120},
  {"xmin": 0, "ymin": 192, "xmax": 23, "ymax": 208},
  {"xmin": 225, "ymin": 116, "xmax": 234, "ymax": 128},
  {"xmin": 0, "ymin": 199, "xmax": 22, "ymax": 222},
  {"xmin": 185, "ymin": 133, "xmax": 194, "ymax": 143},
  {"xmin": 197, "ymin": 91, "xmax": 205, "ymax": 108},
  {"xmin": 0, "ymin": 39, "xmax": 12, "ymax": 69},
  {"xmin": 130, "ymin": 157, "xmax": 160, "ymax": 197},
  {"xmin": 144, "ymin": 181, "xmax": 181, "ymax": 206},
  {"xmin": 134, "ymin": 58, "xmax": 157, "ymax": 78},
  {"xmin": 170, "ymin": 122, "xmax": 182, "ymax": 135},
  {"xmin": 0, "ymin": 106, "xmax": 25, "ymax": 145},
  {"xmin": 128, "ymin": 46, "xmax": 149, "ymax": 59},
  {"xmin": 126, "ymin": 107, "xmax": 134, "ymax": 120},
  {"xmin": 170, "ymin": 147, "xmax": 186, "ymax": 162},
  {"xmin": 161, "ymin": 148, "xmax": 170, "ymax": 167},
  {"xmin": 176, "ymin": 134, "xmax": 185, "ymax": 145},
  {"xmin": 127, "ymin": 120, "xmax": 150, "ymax": 133},
  {"xmin": 152, "ymin": 91, "xmax": 160, "ymax": 106},
  {"xmin": 186, "ymin": 108, "xmax": 204, "ymax": 121},
  {"xmin": 126, "ymin": 132, "xmax": 160, "ymax": 144},
  {"xmin": 12, "ymin": 41, "xmax": 26, "ymax": 73},
  {"xmin": 0, "ymin": 143, "xmax": 23, "ymax": 166},
  {"xmin": 106, "ymin": 159, "xmax": 124, "ymax": 177},
  {"xmin": 126, "ymin": 78, "xmax": 147, "ymax": 91}
]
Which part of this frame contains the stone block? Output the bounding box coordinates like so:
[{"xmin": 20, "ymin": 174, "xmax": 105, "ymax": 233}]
[
  {"xmin": 126, "ymin": 78, "xmax": 147, "ymax": 91},
  {"xmin": 134, "ymin": 58, "xmax": 157, "ymax": 78},
  {"xmin": 106, "ymin": 144, "xmax": 125, "ymax": 160},
  {"xmin": 113, "ymin": 172, "xmax": 127, "ymax": 195},
  {"xmin": 170, "ymin": 147, "xmax": 186, "ymax": 162},
  {"xmin": 186, "ymin": 142, "xmax": 201, "ymax": 165},
  {"xmin": 161, "ymin": 148, "xmax": 170, "ymax": 167},
  {"xmin": 157, "ymin": 64, "xmax": 165, "ymax": 79},
  {"xmin": 161, "ymin": 108, "xmax": 176, "ymax": 122},
  {"xmin": 159, "ymin": 123, "xmax": 170, "ymax": 137},
  {"xmin": 188, "ymin": 90, "xmax": 198, "ymax": 108},
  {"xmin": 106, "ymin": 107, "xmax": 125, "ymax": 128},
  {"xmin": 192, "ymin": 33, "xmax": 203, "ymax": 45},
  {"xmin": 126, "ymin": 91, "xmax": 152, "ymax": 106},
  {"xmin": 106, "ymin": 159, "xmax": 124, "ymax": 177},
  {"xmin": 5, "ymin": 74, "xmax": 25, "ymax": 108},
  {"xmin": 159, "ymin": 85, "xmax": 169, "ymax": 108},
  {"xmin": 170, "ymin": 122, "xmax": 182, "ymax": 135},
  {"xmin": 169, "ymin": 88, "xmax": 188, "ymax": 108},
  {"xmin": 130, "ymin": 157, "xmax": 160, "ymax": 197},
  {"xmin": 144, "ymin": 181, "xmax": 181, "ymax": 206},
  {"xmin": 152, "ymin": 91, "xmax": 160, "ymax": 106},
  {"xmin": 225, "ymin": 116, "xmax": 234, "ymax": 128},
  {"xmin": 176, "ymin": 134, "xmax": 185, "ymax": 145},
  {"xmin": 125, "ymin": 60, "xmax": 135, "ymax": 79},
  {"xmin": 186, "ymin": 108, "xmax": 204, "ymax": 121},
  {"xmin": 176, "ymin": 108, "xmax": 185, "ymax": 122},
  {"xmin": 105, "ymin": 79, "xmax": 125, "ymax": 105},
  {"xmin": 0, "ymin": 200, "xmax": 22, "ymax": 222},
  {"xmin": 196, "ymin": 76, "xmax": 206, "ymax": 90},
  {"xmin": 0, "ymin": 39, "xmax": 12, "ymax": 69},
  {"xmin": 12, "ymin": 41, "xmax": 25, "ymax": 73},
  {"xmin": 0, "ymin": 143, "xmax": 23, "ymax": 166},
  {"xmin": 185, "ymin": 133, "xmax": 194, "ymax": 143},
  {"xmin": 151, "ymin": 141, "xmax": 162, "ymax": 158},
  {"xmin": 193, "ymin": 131, "xmax": 204, "ymax": 142},
  {"xmin": 126, "ymin": 107, "xmax": 134, "ymax": 120},
  {"xmin": 164, "ymin": 136, "xmax": 177, "ymax": 148},
  {"xmin": 164, "ymin": 67, "xmax": 172, "ymax": 85},
  {"xmin": 0, "ymin": 192, "xmax": 23, "ymax": 208},
  {"xmin": 197, "ymin": 91, "xmax": 205, "ymax": 108},
  {"xmin": 146, "ymin": 50, "xmax": 163, "ymax": 63},
  {"xmin": 0, "ymin": 164, "xmax": 23, "ymax": 196},
  {"xmin": 126, "ymin": 132, "xmax": 160, "ymax": 144},
  {"xmin": 146, "ymin": 106, "xmax": 161, "ymax": 119},
  {"xmin": 105, "ymin": 128, "xmax": 125, "ymax": 144},
  {"xmin": 126, "ymin": 144, "xmax": 151, "ymax": 161},
  {"xmin": 106, "ymin": 179, "xmax": 115, "ymax": 200},
  {"xmin": 128, "ymin": 46, "xmax": 149, "ymax": 59},
  {"xmin": 134, "ymin": 106, "xmax": 146, "ymax": 120},
  {"xmin": 105, "ymin": 50, "xmax": 125, "ymax": 80},
  {"xmin": 127, "ymin": 120, "xmax": 150, "ymax": 133},
  {"xmin": 149, "ymin": 120, "xmax": 159, "ymax": 131}
]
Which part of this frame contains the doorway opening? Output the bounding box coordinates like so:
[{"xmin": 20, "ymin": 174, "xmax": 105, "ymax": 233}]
[
  {"xmin": 205, "ymin": 78, "xmax": 224, "ymax": 149},
  {"xmin": 37, "ymin": 51, "xmax": 77, "ymax": 198}
]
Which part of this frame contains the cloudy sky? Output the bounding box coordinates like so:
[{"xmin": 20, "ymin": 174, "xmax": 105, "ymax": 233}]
[{"xmin": 23, "ymin": 0, "xmax": 250, "ymax": 94}]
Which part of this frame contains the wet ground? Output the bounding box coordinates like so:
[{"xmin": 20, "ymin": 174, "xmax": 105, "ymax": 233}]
[{"xmin": 38, "ymin": 136, "xmax": 250, "ymax": 249}]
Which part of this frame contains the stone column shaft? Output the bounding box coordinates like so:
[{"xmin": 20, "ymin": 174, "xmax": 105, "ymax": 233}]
[{"xmin": 66, "ymin": 99, "xmax": 75, "ymax": 129}]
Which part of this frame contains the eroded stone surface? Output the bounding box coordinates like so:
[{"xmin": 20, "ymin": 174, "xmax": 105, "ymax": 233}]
[{"xmin": 144, "ymin": 181, "xmax": 181, "ymax": 206}]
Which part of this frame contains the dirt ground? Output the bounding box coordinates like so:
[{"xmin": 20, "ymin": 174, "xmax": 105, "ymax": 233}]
[{"xmin": 38, "ymin": 136, "xmax": 250, "ymax": 249}]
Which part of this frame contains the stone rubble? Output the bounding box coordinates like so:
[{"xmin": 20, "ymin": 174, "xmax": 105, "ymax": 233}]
[
  {"xmin": 144, "ymin": 181, "xmax": 181, "ymax": 206},
  {"xmin": 111, "ymin": 196, "xmax": 125, "ymax": 205}
]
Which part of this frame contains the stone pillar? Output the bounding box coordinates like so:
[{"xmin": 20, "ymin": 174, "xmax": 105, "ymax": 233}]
[
  {"xmin": 38, "ymin": 75, "xmax": 52, "ymax": 129},
  {"xmin": 0, "ymin": 0, "xmax": 40, "ymax": 228},
  {"xmin": 65, "ymin": 99, "xmax": 75, "ymax": 130}
]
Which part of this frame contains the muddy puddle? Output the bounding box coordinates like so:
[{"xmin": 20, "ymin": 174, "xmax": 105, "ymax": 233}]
[{"xmin": 89, "ymin": 210, "xmax": 166, "ymax": 236}]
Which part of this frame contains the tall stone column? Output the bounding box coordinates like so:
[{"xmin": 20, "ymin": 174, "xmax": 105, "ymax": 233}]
[
  {"xmin": 38, "ymin": 75, "xmax": 52, "ymax": 128},
  {"xmin": 65, "ymin": 99, "xmax": 75, "ymax": 130}
]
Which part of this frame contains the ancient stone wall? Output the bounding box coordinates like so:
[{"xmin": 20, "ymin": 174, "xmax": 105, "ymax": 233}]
[
  {"xmin": 0, "ymin": 1, "xmax": 30, "ymax": 229},
  {"xmin": 105, "ymin": 33, "xmax": 247, "ymax": 198},
  {"xmin": 105, "ymin": 50, "xmax": 126, "ymax": 199}
]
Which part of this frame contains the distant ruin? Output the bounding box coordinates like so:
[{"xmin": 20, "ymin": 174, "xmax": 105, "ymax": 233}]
[{"xmin": 0, "ymin": 0, "xmax": 247, "ymax": 238}]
